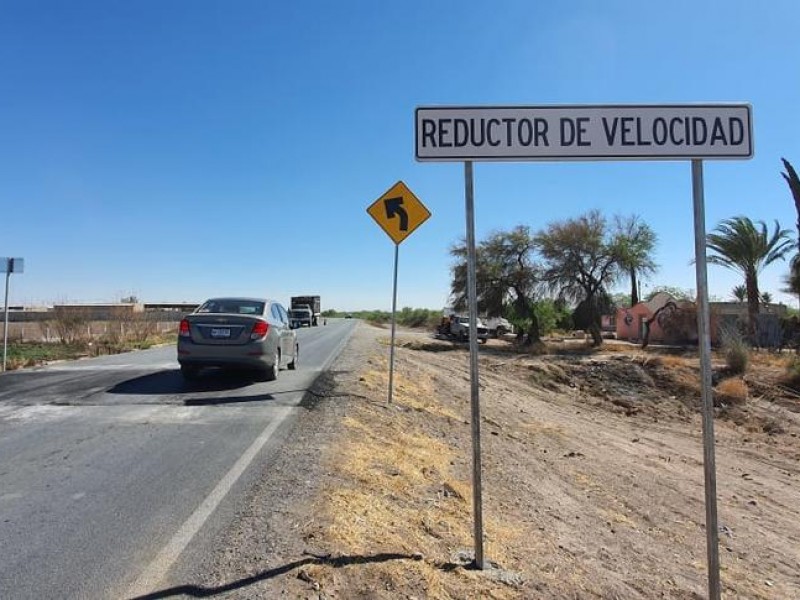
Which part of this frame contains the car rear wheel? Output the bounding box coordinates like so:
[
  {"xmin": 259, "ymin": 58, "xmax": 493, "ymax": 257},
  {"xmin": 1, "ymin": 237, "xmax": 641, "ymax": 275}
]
[
  {"xmin": 287, "ymin": 344, "xmax": 298, "ymax": 370},
  {"xmin": 262, "ymin": 350, "xmax": 279, "ymax": 381}
]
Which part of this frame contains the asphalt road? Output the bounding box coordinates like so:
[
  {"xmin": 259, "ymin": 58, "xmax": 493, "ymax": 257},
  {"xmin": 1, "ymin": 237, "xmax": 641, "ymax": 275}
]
[{"xmin": 0, "ymin": 319, "xmax": 356, "ymax": 600}]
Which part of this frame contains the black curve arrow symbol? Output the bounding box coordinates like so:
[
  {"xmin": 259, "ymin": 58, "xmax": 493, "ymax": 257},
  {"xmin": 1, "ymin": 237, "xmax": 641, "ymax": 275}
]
[{"xmin": 384, "ymin": 197, "xmax": 408, "ymax": 231}]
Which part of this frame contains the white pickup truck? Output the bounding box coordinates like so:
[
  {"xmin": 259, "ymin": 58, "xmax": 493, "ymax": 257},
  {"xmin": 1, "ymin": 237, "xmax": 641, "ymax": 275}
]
[
  {"xmin": 483, "ymin": 316, "xmax": 514, "ymax": 337},
  {"xmin": 437, "ymin": 315, "xmax": 489, "ymax": 343}
]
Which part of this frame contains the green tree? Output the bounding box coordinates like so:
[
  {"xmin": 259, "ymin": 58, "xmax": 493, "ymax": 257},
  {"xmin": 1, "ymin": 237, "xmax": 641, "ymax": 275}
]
[
  {"xmin": 645, "ymin": 286, "xmax": 694, "ymax": 302},
  {"xmin": 610, "ymin": 292, "xmax": 631, "ymax": 310},
  {"xmin": 706, "ymin": 216, "xmax": 794, "ymax": 338},
  {"xmin": 531, "ymin": 298, "xmax": 573, "ymax": 336},
  {"xmin": 732, "ymin": 284, "xmax": 747, "ymax": 302},
  {"xmin": 614, "ymin": 215, "xmax": 658, "ymax": 306},
  {"xmin": 535, "ymin": 210, "xmax": 623, "ymax": 346},
  {"xmin": 761, "ymin": 291, "xmax": 773, "ymax": 305},
  {"xmin": 450, "ymin": 226, "xmax": 542, "ymax": 344}
]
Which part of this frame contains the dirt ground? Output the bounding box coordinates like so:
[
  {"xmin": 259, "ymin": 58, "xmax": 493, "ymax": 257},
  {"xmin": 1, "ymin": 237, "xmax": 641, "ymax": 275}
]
[{"xmin": 199, "ymin": 322, "xmax": 800, "ymax": 599}]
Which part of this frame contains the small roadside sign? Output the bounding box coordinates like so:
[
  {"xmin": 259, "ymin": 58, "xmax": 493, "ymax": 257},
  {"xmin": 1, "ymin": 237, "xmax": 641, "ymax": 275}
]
[
  {"xmin": 1, "ymin": 258, "xmax": 24, "ymax": 273},
  {"xmin": 2, "ymin": 257, "xmax": 24, "ymax": 372},
  {"xmin": 367, "ymin": 181, "xmax": 431, "ymax": 245}
]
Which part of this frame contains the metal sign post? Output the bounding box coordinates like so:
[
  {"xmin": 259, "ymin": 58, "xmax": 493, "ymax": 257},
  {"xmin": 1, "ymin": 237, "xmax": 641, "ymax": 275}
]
[
  {"xmin": 2, "ymin": 257, "xmax": 24, "ymax": 373},
  {"xmin": 416, "ymin": 103, "xmax": 751, "ymax": 589},
  {"xmin": 464, "ymin": 161, "xmax": 485, "ymax": 569},
  {"xmin": 388, "ymin": 244, "xmax": 400, "ymax": 404},
  {"xmin": 3, "ymin": 268, "xmax": 9, "ymax": 372},
  {"xmin": 367, "ymin": 182, "xmax": 431, "ymax": 404},
  {"xmin": 691, "ymin": 160, "xmax": 721, "ymax": 599}
]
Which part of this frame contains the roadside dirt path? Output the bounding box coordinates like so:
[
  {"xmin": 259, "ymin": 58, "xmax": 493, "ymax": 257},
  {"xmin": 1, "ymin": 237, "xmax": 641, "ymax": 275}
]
[{"xmin": 198, "ymin": 323, "xmax": 800, "ymax": 599}]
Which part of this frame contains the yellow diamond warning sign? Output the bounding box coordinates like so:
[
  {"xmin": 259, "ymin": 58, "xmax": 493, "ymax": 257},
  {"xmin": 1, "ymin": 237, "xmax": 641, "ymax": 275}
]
[{"xmin": 367, "ymin": 181, "xmax": 431, "ymax": 245}]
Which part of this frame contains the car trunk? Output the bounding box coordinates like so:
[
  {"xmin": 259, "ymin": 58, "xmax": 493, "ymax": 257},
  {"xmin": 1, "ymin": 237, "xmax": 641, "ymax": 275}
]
[{"xmin": 184, "ymin": 314, "xmax": 262, "ymax": 345}]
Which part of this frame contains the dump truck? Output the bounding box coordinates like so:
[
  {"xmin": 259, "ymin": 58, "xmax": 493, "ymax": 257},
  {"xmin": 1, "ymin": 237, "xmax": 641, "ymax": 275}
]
[{"xmin": 290, "ymin": 295, "xmax": 321, "ymax": 327}]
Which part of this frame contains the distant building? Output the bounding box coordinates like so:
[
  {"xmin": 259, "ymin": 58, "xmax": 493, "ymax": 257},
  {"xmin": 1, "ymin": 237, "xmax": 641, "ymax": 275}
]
[{"xmin": 615, "ymin": 293, "xmax": 788, "ymax": 346}]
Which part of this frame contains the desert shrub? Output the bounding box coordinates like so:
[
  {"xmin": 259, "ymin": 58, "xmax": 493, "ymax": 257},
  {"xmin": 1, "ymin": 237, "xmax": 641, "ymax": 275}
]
[
  {"xmin": 533, "ymin": 299, "xmax": 572, "ymax": 336},
  {"xmin": 715, "ymin": 377, "xmax": 748, "ymax": 405},
  {"xmin": 396, "ymin": 307, "xmax": 440, "ymax": 329},
  {"xmin": 127, "ymin": 312, "xmax": 157, "ymax": 343},
  {"xmin": 720, "ymin": 326, "xmax": 749, "ymax": 374},
  {"xmin": 781, "ymin": 357, "xmax": 800, "ymax": 391},
  {"xmin": 51, "ymin": 307, "xmax": 91, "ymax": 344}
]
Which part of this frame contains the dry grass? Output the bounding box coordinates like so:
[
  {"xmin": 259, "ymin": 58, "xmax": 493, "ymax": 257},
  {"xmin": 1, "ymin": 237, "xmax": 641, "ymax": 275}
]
[
  {"xmin": 715, "ymin": 377, "xmax": 748, "ymax": 405},
  {"xmin": 284, "ymin": 325, "xmax": 800, "ymax": 598},
  {"xmin": 748, "ymin": 351, "xmax": 794, "ymax": 369},
  {"xmin": 646, "ymin": 354, "xmax": 693, "ymax": 369},
  {"xmin": 305, "ymin": 356, "xmax": 523, "ymax": 599},
  {"xmin": 520, "ymin": 419, "xmax": 566, "ymax": 439}
]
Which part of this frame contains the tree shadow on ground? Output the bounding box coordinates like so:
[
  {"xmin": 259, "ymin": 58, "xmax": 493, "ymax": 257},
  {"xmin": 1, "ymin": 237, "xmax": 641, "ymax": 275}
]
[{"xmin": 129, "ymin": 552, "xmax": 422, "ymax": 599}]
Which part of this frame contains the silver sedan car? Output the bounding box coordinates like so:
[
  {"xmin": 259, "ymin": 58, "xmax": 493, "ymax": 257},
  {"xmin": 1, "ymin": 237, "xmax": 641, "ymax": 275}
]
[{"xmin": 177, "ymin": 297, "xmax": 298, "ymax": 381}]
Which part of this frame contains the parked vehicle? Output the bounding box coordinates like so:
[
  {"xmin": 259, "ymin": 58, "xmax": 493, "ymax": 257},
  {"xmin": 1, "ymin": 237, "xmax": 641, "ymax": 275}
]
[
  {"xmin": 177, "ymin": 297, "xmax": 298, "ymax": 381},
  {"xmin": 436, "ymin": 314, "xmax": 489, "ymax": 343},
  {"xmin": 483, "ymin": 316, "xmax": 514, "ymax": 337},
  {"xmin": 290, "ymin": 295, "xmax": 321, "ymax": 326}
]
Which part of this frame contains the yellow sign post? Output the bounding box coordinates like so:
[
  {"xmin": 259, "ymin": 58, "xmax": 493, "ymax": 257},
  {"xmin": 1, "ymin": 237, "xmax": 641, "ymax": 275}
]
[
  {"xmin": 367, "ymin": 181, "xmax": 431, "ymax": 406},
  {"xmin": 367, "ymin": 181, "xmax": 431, "ymax": 245}
]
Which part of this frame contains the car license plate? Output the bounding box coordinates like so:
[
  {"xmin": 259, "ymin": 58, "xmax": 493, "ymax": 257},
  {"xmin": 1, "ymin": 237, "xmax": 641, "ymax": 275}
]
[{"xmin": 210, "ymin": 328, "xmax": 231, "ymax": 338}]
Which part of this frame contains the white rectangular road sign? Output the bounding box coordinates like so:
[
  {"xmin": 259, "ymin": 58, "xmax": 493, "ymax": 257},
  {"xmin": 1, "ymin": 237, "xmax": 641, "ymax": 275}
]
[{"xmin": 416, "ymin": 104, "xmax": 753, "ymax": 161}]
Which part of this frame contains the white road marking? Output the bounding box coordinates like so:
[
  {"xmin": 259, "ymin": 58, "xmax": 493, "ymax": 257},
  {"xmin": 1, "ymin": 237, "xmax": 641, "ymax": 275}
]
[
  {"xmin": 127, "ymin": 405, "xmax": 295, "ymax": 597},
  {"xmin": 0, "ymin": 403, "xmax": 283, "ymax": 426},
  {"xmin": 0, "ymin": 405, "xmax": 72, "ymax": 422}
]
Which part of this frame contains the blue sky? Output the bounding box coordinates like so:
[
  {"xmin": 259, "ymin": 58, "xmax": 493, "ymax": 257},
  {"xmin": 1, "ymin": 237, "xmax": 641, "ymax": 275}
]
[{"xmin": 1, "ymin": 1, "xmax": 798, "ymax": 311}]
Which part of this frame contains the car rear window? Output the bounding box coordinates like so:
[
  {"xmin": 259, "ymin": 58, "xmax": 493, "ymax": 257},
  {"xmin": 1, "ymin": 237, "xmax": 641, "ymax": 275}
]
[{"xmin": 196, "ymin": 300, "xmax": 265, "ymax": 315}]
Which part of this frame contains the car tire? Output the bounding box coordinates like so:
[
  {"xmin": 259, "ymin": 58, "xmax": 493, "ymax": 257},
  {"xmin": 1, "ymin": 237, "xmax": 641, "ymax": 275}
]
[
  {"xmin": 263, "ymin": 350, "xmax": 279, "ymax": 381},
  {"xmin": 287, "ymin": 344, "xmax": 298, "ymax": 370},
  {"xmin": 180, "ymin": 365, "xmax": 199, "ymax": 380}
]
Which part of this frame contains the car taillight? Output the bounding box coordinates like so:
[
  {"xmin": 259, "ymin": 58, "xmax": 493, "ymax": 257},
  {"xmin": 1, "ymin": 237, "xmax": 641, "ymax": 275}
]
[
  {"xmin": 179, "ymin": 319, "xmax": 191, "ymax": 337},
  {"xmin": 250, "ymin": 321, "xmax": 269, "ymax": 340}
]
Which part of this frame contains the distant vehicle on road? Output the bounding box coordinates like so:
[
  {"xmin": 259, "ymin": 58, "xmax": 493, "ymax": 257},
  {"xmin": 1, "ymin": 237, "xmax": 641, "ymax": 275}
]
[
  {"xmin": 289, "ymin": 306, "xmax": 313, "ymax": 328},
  {"xmin": 290, "ymin": 295, "xmax": 321, "ymax": 326},
  {"xmin": 177, "ymin": 297, "xmax": 298, "ymax": 381}
]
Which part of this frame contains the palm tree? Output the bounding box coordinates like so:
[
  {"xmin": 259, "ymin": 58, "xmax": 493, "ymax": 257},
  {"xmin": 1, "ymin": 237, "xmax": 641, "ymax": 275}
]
[
  {"xmin": 706, "ymin": 216, "xmax": 794, "ymax": 338},
  {"xmin": 780, "ymin": 159, "xmax": 800, "ymax": 309},
  {"xmin": 731, "ymin": 285, "xmax": 746, "ymax": 302},
  {"xmin": 782, "ymin": 158, "xmax": 800, "ymax": 242},
  {"xmin": 783, "ymin": 258, "xmax": 800, "ymax": 307},
  {"xmin": 614, "ymin": 215, "xmax": 658, "ymax": 306}
]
